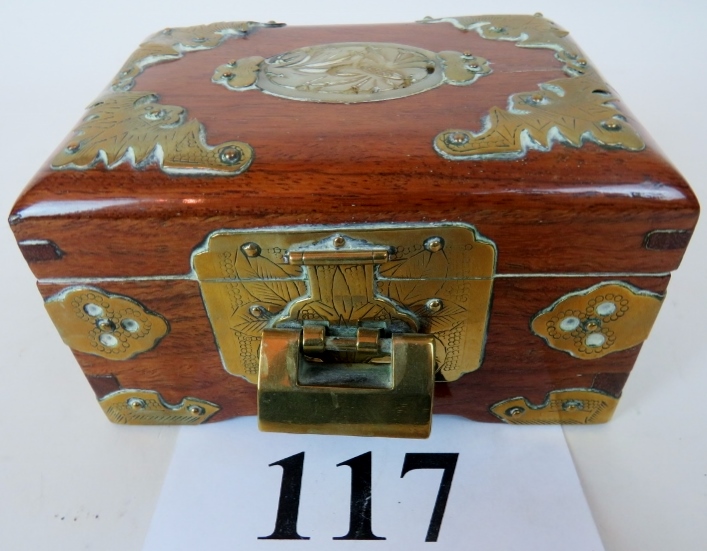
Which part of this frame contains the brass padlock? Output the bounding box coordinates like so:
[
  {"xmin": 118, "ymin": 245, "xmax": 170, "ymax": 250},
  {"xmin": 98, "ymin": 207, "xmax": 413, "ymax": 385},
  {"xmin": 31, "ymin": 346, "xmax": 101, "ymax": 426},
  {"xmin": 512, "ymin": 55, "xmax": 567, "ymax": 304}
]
[
  {"xmin": 193, "ymin": 224, "xmax": 496, "ymax": 437},
  {"xmin": 258, "ymin": 327, "xmax": 435, "ymax": 438}
]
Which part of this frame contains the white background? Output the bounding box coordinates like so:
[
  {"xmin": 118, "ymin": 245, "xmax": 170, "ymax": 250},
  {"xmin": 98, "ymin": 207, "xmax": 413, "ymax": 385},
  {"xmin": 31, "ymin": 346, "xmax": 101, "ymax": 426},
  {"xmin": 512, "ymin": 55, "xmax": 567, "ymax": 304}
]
[
  {"xmin": 0, "ymin": 1, "xmax": 705, "ymax": 550},
  {"xmin": 145, "ymin": 417, "xmax": 603, "ymax": 550}
]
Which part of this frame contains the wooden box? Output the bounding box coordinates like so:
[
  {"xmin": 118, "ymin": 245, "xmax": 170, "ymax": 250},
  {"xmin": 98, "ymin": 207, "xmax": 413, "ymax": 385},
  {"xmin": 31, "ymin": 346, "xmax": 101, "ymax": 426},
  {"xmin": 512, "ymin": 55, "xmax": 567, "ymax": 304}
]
[{"xmin": 9, "ymin": 15, "xmax": 699, "ymax": 437}]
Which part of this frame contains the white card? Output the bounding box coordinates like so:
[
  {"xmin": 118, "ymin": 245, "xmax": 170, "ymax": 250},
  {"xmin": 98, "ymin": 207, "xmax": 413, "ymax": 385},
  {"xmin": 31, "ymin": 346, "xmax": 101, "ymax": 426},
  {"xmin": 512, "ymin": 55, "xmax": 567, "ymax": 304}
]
[{"xmin": 144, "ymin": 415, "xmax": 604, "ymax": 550}]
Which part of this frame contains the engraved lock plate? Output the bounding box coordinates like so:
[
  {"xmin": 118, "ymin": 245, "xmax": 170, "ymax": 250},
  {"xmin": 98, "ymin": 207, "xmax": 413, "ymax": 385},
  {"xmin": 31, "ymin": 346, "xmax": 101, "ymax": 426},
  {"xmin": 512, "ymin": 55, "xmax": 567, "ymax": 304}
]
[{"xmin": 193, "ymin": 224, "xmax": 494, "ymax": 437}]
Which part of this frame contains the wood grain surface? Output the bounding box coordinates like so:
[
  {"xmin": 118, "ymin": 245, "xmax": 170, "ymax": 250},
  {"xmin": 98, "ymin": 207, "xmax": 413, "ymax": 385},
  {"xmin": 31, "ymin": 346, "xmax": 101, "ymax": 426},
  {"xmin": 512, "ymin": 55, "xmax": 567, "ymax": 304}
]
[
  {"xmin": 9, "ymin": 22, "xmax": 699, "ymax": 279},
  {"xmin": 10, "ymin": 19, "xmax": 697, "ymax": 426},
  {"xmin": 37, "ymin": 274, "xmax": 670, "ymax": 423}
]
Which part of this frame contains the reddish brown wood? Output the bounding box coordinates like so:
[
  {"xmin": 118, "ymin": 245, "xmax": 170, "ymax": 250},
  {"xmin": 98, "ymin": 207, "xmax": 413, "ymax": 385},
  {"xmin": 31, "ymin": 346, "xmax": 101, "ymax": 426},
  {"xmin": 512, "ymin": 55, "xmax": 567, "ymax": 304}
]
[
  {"xmin": 10, "ymin": 19, "xmax": 699, "ymax": 428},
  {"xmin": 644, "ymin": 230, "xmax": 693, "ymax": 250},
  {"xmin": 9, "ymin": 22, "xmax": 699, "ymax": 279},
  {"xmin": 37, "ymin": 274, "xmax": 670, "ymax": 423},
  {"xmin": 18, "ymin": 240, "xmax": 63, "ymax": 262}
]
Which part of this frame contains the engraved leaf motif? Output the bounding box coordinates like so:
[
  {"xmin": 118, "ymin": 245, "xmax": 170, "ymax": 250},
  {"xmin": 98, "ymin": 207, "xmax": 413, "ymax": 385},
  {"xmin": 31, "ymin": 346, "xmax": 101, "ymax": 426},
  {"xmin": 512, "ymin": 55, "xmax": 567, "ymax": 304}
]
[
  {"xmin": 232, "ymin": 252, "xmax": 299, "ymax": 280},
  {"xmin": 51, "ymin": 92, "xmax": 252, "ymax": 174},
  {"xmin": 242, "ymin": 281, "xmax": 303, "ymax": 307},
  {"xmin": 424, "ymin": 14, "xmax": 645, "ymax": 159},
  {"xmin": 113, "ymin": 21, "xmax": 283, "ymax": 91},
  {"xmin": 265, "ymin": 44, "xmax": 433, "ymax": 94}
]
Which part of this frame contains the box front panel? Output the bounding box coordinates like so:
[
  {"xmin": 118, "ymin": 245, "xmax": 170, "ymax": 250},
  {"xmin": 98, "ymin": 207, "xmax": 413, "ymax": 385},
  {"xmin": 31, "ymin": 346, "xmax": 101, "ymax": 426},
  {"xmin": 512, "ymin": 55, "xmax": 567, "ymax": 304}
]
[{"xmin": 37, "ymin": 268, "xmax": 670, "ymax": 425}]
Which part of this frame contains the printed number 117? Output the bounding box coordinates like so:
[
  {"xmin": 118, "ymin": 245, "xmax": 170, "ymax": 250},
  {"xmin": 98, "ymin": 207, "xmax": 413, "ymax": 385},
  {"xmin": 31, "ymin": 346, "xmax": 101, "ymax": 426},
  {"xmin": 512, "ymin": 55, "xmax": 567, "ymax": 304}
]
[{"xmin": 259, "ymin": 451, "xmax": 459, "ymax": 542}]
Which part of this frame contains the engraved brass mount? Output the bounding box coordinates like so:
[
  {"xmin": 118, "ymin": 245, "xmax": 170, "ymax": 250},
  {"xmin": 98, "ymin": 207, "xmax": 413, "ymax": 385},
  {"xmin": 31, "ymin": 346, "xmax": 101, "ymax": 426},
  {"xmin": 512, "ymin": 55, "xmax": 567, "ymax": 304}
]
[
  {"xmin": 531, "ymin": 282, "xmax": 663, "ymax": 359},
  {"xmin": 490, "ymin": 389, "xmax": 619, "ymax": 425},
  {"xmin": 423, "ymin": 14, "xmax": 645, "ymax": 159},
  {"xmin": 45, "ymin": 287, "xmax": 169, "ymax": 360},
  {"xmin": 193, "ymin": 224, "xmax": 496, "ymax": 437},
  {"xmin": 99, "ymin": 389, "xmax": 220, "ymax": 425}
]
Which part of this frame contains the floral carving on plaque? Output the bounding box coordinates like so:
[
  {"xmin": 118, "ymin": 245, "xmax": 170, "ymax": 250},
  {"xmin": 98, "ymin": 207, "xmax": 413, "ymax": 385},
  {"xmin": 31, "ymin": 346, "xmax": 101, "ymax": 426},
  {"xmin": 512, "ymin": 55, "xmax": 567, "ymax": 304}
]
[{"xmin": 213, "ymin": 42, "xmax": 491, "ymax": 103}]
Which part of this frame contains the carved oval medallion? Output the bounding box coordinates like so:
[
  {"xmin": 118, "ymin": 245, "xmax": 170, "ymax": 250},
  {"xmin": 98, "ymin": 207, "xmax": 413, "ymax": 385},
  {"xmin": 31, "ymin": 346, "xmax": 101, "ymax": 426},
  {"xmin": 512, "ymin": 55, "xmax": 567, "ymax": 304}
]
[{"xmin": 213, "ymin": 42, "xmax": 490, "ymax": 103}]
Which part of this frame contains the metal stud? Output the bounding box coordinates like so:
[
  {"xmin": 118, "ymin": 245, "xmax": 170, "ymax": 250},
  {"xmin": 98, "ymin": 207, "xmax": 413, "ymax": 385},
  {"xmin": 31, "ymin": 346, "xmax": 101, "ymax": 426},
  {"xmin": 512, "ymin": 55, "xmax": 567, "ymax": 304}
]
[
  {"xmin": 241, "ymin": 242, "xmax": 261, "ymax": 257},
  {"xmin": 96, "ymin": 318, "xmax": 116, "ymax": 332},
  {"xmin": 249, "ymin": 305, "xmax": 264, "ymax": 318},
  {"xmin": 506, "ymin": 406, "xmax": 525, "ymax": 417},
  {"xmin": 188, "ymin": 405, "xmax": 205, "ymax": 416},
  {"xmin": 601, "ymin": 120, "xmax": 623, "ymax": 131},
  {"xmin": 426, "ymin": 298, "xmax": 443, "ymax": 313},
  {"xmin": 445, "ymin": 132, "xmax": 469, "ymax": 146},
  {"xmin": 425, "ymin": 236, "xmax": 444, "ymax": 252},
  {"xmin": 219, "ymin": 146, "xmax": 242, "ymax": 165},
  {"xmin": 127, "ymin": 397, "xmax": 146, "ymax": 410},
  {"xmin": 562, "ymin": 400, "xmax": 584, "ymax": 412},
  {"xmin": 333, "ymin": 236, "xmax": 346, "ymax": 248}
]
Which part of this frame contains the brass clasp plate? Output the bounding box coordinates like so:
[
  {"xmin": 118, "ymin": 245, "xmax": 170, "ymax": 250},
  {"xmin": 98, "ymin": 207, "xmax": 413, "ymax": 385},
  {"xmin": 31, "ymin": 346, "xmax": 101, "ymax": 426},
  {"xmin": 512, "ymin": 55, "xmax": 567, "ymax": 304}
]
[{"xmin": 193, "ymin": 223, "xmax": 496, "ymax": 437}]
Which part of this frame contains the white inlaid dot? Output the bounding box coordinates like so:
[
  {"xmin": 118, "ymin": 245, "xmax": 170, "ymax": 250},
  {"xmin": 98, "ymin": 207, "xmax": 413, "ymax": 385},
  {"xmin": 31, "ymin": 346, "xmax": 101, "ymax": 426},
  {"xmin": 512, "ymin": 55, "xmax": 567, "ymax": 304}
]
[
  {"xmin": 99, "ymin": 333, "xmax": 119, "ymax": 347},
  {"xmin": 596, "ymin": 302, "xmax": 617, "ymax": 316},
  {"xmin": 121, "ymin": 318, "xmax": 140, "ymax": 333},
  {"xmin": 559, "ymin": 316, "xmax": 580, "ymax": 331},
  {"xmin": 84, "ymin": 303, "xmax": 104, "ymax": 317},
  {"xmin": 585, "ymin": 333, "xmax": 606, "ymax": 347}
]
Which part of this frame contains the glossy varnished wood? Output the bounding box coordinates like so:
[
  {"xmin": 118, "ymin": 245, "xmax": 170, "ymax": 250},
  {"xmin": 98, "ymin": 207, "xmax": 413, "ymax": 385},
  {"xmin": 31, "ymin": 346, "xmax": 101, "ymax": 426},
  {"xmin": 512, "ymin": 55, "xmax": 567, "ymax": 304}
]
[
  {"xmin": 12, "ymin": 19, "xmax": 698, "ymax": 426},
  {"xmin": 37, "ymin": 274, "xmax": 670, "ymax": 423},
  {"xmin": 10, "ymin": 22, "xmax": 699, "ymax": 279}
]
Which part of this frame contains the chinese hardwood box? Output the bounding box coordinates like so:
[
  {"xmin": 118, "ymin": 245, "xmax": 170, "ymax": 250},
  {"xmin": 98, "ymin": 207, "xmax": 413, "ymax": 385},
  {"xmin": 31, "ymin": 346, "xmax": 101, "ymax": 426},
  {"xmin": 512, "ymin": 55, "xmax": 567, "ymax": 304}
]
[{"xmin": 9, "ymin": 15, "xmax": 699, "ymax": 437}]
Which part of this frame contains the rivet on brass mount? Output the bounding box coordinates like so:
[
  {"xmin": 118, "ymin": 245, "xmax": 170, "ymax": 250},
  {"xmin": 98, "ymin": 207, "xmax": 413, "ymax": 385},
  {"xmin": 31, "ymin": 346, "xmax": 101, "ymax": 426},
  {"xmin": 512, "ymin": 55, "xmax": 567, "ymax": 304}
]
[
  {"xmin": 44, "ymin": 287, "xmax": 169, "ymax": 361},
  {"xmin": 193, "ymin": 224, "xmax": 496, "ymax": 383},
  {"xmin": 128, "ymin": 398, "xmax": 146, "ymax": 410},
  {"xmin": 506, "ymin": 406, "xmax": 525, "ymax": 417},
  {"xmin": 99, "ymin": 389, "xmax": 220, "ymax": 425},
  {"xmin": 241, "ymin": 242, "xmax": 261, "ymax": 257},
  {"xmin": 491, "ymin": 389, "xmax": 619, "ymax": 425},
  {"xmin": 219, "ymin": 145, "xmax": 243, "ymax": 165},
  {"xmin": 111, "ymin": 21, "xmax": 286, "ymax": 92},
  {"xmin": 188, "ymin": 405, "xmax": 205, "ymax": 416},
  {"xmin": 425, "ymin": 236, "xmax": 444, "ymax": 252},
  {"xmin": 424, "ymin": 14, "xmax": 645, "ymax": 159},
  {"xmin": 531, "ymin": 282, "xmax": 663, "ymax": 360},
  {"xmin": 51, "ymin": 92, "xmax": 254, "ymax": 176}
]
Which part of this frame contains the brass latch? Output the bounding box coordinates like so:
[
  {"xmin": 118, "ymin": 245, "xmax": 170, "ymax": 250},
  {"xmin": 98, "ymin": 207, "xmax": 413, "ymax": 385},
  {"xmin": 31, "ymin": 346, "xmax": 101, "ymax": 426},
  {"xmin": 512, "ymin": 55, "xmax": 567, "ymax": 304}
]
[
  {"xmin": 258, "ymin": 234, "xmax": 434, "ymax": 438},
  {"xmin": 258, "ymin": 327, "xmax": 435, "ymax": 438},
  {"xmin": 193, "ymin": 224, "xmax": 497, "ymax": 438}
]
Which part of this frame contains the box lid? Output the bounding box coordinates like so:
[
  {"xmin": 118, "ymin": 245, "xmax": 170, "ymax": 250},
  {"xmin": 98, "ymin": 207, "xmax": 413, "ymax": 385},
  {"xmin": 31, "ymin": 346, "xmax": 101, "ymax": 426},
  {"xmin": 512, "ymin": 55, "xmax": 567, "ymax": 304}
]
[{"xmin": 10, "ymin": 15, "xmax": 699, "ymax": 279}]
